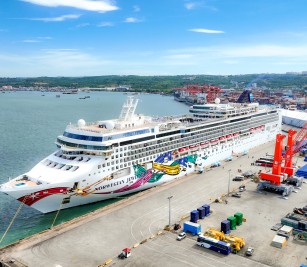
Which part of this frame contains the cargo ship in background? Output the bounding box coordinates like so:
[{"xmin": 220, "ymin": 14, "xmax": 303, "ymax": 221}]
[{"xmin": 0, "ymin": 96, "xmax": 281, "ymax": 213}]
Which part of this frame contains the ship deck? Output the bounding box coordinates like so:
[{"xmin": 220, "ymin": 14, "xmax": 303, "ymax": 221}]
[{"xmin": 1, "ymin": 137, "xmax": 306, "ymax": 267}]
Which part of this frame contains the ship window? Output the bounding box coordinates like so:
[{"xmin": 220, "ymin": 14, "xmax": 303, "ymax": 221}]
[{"xmin": 98, "ymin": 165, "xmax": 101, "ymax": 169}]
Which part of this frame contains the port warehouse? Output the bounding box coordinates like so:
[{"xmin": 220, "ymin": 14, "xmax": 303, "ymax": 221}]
[{"xmin": 281, "ymin": 109, "xmax": 307, "ymax": 128}]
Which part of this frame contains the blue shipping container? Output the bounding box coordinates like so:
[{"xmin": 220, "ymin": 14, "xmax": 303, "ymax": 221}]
[
  {"xmin": 221, "ymin": 220, "xmax": 231, "ymax": 234},
  {"xmin": 197, "ymin": 207, "xmax": 205, "ymax": 219},
  {"xmin": 202, "ymin": 204, "xmax": 210, "ymax": 216},
  {"xmin": 190, "ymin": 210, "xmax": 199, "ymax": 223},
  {"xmin": 183, "ymin": 221, "xmax": 201, "ymax": 235}
]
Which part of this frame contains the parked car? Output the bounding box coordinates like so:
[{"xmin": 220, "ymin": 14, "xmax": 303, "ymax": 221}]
[
  {"xmin": 233, "ymin": 175, "xmax": 244, "ymax": 181},
  {"xmin": 231, "ymin": 192, "xmax": 241, "ymax": 198},
  {"xmin": 174, "ymin": 224, "xmax": 181, "ymax": 230},
  {"xmin": 239, "ymin": 185, "xmax": 246, "ymax": 192},
  {"xmin": 245, "ymin": 247, "xmax": 254, "ymax": 256},
  {"xmin": 118, "ymin": 252, "xmax": 126, "ymax": 259},
  {"xmin": 177, "ymin": 232, "xmax": 187, "ymax": 241}
]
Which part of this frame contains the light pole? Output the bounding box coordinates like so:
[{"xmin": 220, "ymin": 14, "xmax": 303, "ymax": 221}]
[
  {"xmin": 228, "ymin": 169, "xmax": 231, "ymax": 196},
  {"xmin": 167, "ymin": 196, "xmax": 173, "ymax": 226}
]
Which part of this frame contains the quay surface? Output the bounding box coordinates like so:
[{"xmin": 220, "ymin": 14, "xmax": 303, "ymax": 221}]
[{"xmin": 0, "ymin": 140, "xmax": 306, "ymax": 267}]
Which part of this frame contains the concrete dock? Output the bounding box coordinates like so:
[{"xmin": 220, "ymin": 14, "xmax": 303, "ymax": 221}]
[{"xmin": 0, "ymin": 140, "xmax": 306, "ymax": 267}]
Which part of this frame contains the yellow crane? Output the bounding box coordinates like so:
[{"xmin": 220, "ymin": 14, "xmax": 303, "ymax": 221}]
[
  {"xmin": 204, "ymin": 228, "xmax": 225, "ymax": 241},
  {"xmin": 203, "ymin": 228, "xmax": 245, "ymax": 254},
  {"xmin": 224, "ymin": 234, "xmax": 245, "ymax": 254}
]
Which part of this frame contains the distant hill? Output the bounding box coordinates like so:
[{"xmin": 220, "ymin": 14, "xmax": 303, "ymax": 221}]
[{"xmin": 1, "ymin": 74, "xmax": 307, "ymax": 92}]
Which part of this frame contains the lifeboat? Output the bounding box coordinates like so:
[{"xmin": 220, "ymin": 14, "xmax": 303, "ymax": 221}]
[
  {"xmin": 233, "ymin": 132, "xmax": 239, "ymax": 137},
  {"xmin": 201, "ymin": 141, "xmax": 210, "ymax": 147},
  {"xmin": 178, "ymin": 147, "xmax": 185, "ymax": 153},
  {"xmin": 249, "ymin": 128, "xmax": 254, "ymax": 132},
  {"xmin": 210, "ymin": 139, "xmax": 218, "ymax": 144},
  {"xmin": 226, "ymin": 134, "xmax": 233, "ymax": 139},
  {"xmin": 219, "ymin": 136, "xmax": 226, "ymax": 141},
  {"xmin": 189, "ymin": 144, "xmax": 199, "ymax": 151}
]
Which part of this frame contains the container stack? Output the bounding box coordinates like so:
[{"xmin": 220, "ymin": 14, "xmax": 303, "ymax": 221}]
[
  {"xmin": 227, "ymin": 216, "xmax": 237, "ymax": 230},
  {"xmin": 197, "ymin": 207, "xmax": 205, "ymax": 219},
  {"xmin": 281, "ymin": 217, "xmax": 299, "ymax": 229},
  {"xmin": 221, "ymin": 220, "xmax": 231, "ymax": 234},
  {"xmin": 190, "ymin": 210, "xmax": 199, "ymax": 223}
]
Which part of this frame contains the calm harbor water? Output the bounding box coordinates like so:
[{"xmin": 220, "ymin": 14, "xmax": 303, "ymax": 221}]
[{"xmin": 0, "ymin": 91, "xmax": 189, "ymax": 248}]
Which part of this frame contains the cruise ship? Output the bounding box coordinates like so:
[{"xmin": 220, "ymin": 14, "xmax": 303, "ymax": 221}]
[{"xmin": 0, "ymin": 97, "xmax": 281, "ymax": 213}]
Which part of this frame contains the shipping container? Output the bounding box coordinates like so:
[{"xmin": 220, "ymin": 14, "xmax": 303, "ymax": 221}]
[
  {"xmin": 183, "ymin": 221, "xmax": 201, "ymax": 236},
  {"xmin": 298, "ymin": 220, "xmax": 307, "ymax": 231},
  {"xmin": 286, "ymin": 212, "xmax": 306, "ymax": 222},
  {"xmin": 234, "ymin": 212, "xmax": 243, "ymax": 226},
  {"xmin": 221, "ymin": 220, "xmax": 231, "ymax": 234},
  {"xmin": 190, "ymin": 210, "xmax": 199, "ymax": 223},
  {"xmin": 281, "ymin": 217, "xmax": 299, "ymax": 229},
  {"xmin": 227, "ymin": 216, "xmax": 237, "ymax": 230},
  {"xmin": 271, "ymin": 235, "xmax": 286, "ymax": 248},
  {"xmin": 202, "ymin": 204, "xmax": 210, "ymax": 217},
  {"xmin": 197, "ymin": 207, "xmax": 205, "ymax": 219}
]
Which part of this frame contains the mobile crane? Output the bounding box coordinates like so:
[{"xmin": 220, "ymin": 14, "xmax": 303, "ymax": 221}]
[{"xmin": 203, "ymin": 228, "xmax": 245, "ymax": 253}]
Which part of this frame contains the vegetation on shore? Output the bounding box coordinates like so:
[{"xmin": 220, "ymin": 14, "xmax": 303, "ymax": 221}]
[{"xmin": 1, "ymin": 74, "xmax": 307, "ymax": 93}]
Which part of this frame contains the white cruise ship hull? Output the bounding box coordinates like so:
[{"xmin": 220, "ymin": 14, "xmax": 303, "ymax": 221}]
[{"xmin": 0, "ymin": 121, "xmax": 280, "ymax": 213}]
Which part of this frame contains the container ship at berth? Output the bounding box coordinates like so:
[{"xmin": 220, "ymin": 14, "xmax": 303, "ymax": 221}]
[{"xmin": 0, "ymin": 97, "xmax": 281, "ymax": 213}]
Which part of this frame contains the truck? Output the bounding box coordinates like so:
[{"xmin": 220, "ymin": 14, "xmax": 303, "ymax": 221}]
[{"xmin": 183, "ymin": 221, "xmax": 201, "ymax": 236}]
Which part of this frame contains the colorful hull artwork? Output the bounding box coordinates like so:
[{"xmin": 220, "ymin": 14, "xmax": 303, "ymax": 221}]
[{"xmin": 94, "ymin": 151, "xmax": 202, "ymax": 195}]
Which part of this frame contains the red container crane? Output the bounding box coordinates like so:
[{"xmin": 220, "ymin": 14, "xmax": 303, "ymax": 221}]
[
  {"xmin": 281, "ymin": 129, "xmax": 296, "ymax": 177},
  {"xmin": 260, "ymin": 133, "xmax": 286, "ymax": 185}
]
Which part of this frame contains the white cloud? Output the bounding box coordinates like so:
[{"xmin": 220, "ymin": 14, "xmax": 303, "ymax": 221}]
[
  {"xmin": 184, "ymin": 1, "xmax": 218, "ymax": 11},
  {"xmin": 97, "ymin": 22, "xmax": 114, "ymax": 27},
  {"xmin": 189, "ymin": 28, "xmax": 224, "ymax": 34},
  {"xmin": 21, "ymin": 0, "xmax": 119, "ymax": 13},
  {"xmin": 221, "ymin": 44, "xmax": 307, "ymax": 58},
  {"xmin": 37, "ymin": 36, "xmax": 52, "ymax": 39},
  {"xmin": 31, "ymin": 14, "xmax": 81, "ymax": 22},
  {"xmin": 133, "ymin": 5, "xmax": 140, "ymax": 12},
  {"xmin": 184, "ymin": 2, "xmax": 198, "ymax": 10},
  {"xmin": 19, "ymin": 36, "xmax": 52, "ymax": 43},
  {"xmin": 124, "ymin": 17, "xmax": 141, "ymax": 23},
  {"xmin": 164, "ymin": 54, "xmax": 194, "ymax": 60},
  {"xmin": 22, "ymin": 39, "xmax": 40, "ymax": 43}
]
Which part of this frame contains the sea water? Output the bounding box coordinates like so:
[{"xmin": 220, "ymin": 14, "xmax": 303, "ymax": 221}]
[{"xmin": 0, "ymin": 91, "xmax": 189, "ymax": 247}]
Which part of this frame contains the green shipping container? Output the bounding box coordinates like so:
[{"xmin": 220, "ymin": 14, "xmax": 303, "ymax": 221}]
[
  {"xmin": 227, "ymin": 216, "xmax": 237, "ymax": 230},
  {"xmin": 234, "ymin": 212, "xmax": 243, "ymax": 226}
]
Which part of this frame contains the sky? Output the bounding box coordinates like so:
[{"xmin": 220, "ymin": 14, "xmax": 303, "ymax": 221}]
[{"xmin": 1, "ymin": 0, "xmax": 307, "ymax": 77}]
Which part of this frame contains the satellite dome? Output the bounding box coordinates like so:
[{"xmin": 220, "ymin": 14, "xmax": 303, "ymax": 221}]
[
  {"xmin": 215, "ymin": 98, "xmax": 221, "ymax": 104},
  {"xmin": 78, "ymin": 119, "xmax": 86, "ymax": 127}
]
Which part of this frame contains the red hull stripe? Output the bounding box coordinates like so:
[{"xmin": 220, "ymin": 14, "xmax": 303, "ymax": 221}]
[{"xmin": 17, "ymin": 187, "xmax": 70, "ymax": 206}]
